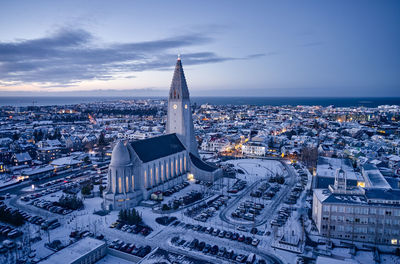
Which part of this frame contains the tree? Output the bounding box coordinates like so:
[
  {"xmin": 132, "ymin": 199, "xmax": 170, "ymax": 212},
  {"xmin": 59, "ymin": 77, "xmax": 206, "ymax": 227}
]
[
  {"xmin": 81, "ymin": 184, "xmax": 91, "ymax": 195},
  {"xmin": 301, "ymin": 147, "xmax": 318, "ymax": 168},
  {"xmin": 58, "ymin": 194, "xmax": 83, "ymax": 210},
  {"xmin": 162, "ymin": 204, "xmax": 170, "ymax": 211},
  {"xmin": 97, "ymin": 132, "xmax": 107, "ymax": 161},
  {"xmin": 99, "ymin": 185, "xmax": 105, "ymax": 194},
  {"xmin": 118, "ymin": 208, "xmax": 142, "ymax": 225},
  {"xmin": 83, "ymin": 156, "xmax": 91, "ymax": 164},
  {"xmin": 0, "ymin": 206, "xmax": 25, "ymax": 226},
  {"xmin": 12, "ymin": 132, "xmax": 19, "ymax": 141}
]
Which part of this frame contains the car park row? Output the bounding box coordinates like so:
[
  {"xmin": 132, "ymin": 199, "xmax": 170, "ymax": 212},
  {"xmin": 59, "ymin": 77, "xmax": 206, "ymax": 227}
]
[
  {"xmin": 185, "ymin": 194, "xmax": 230, "ymax": 222},
  {"xmin": 109, "ymin": 239, "xmax": 152, "ymax": 258},
  {"xmin": 109, "ymin": 222, "xmax": 153, "ymax": 237},
  {"xmin": 171, "ymin": 220, "xmax": 261, "ymax": 247},
  {"xmin": 171, "ymin": 236, "xmax": 265, "ymax": 264}
]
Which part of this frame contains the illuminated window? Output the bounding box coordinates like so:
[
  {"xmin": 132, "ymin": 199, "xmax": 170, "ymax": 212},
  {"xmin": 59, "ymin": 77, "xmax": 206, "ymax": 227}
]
[
  {"xmin": 161, "ymin": 164, "xmax": 164, "ymax": 181},
  {"xmin": 126, "ymin": 176, "xmax": 129, "ymax": 193},
  {"xmin": 173, "ymin": 104, "xmax": 177, "ymax": 109},
  {"xmin": 144, "ymin": 170, "xmax": 147, "ymax": 188},
  {"xmin": 118, "ymin": 177, "xmax": 122, "ymax": 193},
  {"xmin": 150, "ymin": 168, "xmax": 153, "ymax": 186},
  {"xmin": 392, "ymin": 239, "xmax": 398, "ymax": 245},
  {"xmin": 184, "ymin": 156, "xmax": 187, "ymax": 171},
  {"xmin": 166, "ymin": 163, "xmax": 169, "ymax": 179},
  {"xmin": 155, "ymin": 167, "xmax": 159, "ymax": 184},
  {"xmin": 112, "ymin": 172, "xmax": 116, "ymax": 192},
  {"xmin": 180, "ymin": 157, "xmax": 182, "ymax": 173},
  {"xmin": 171, "ymin": 161, "xmax": 174, "ymax": 176},
  {"xmin": 132, "ymin": 175, "xmax": 134, "ymax": 189},
  {"xmin": 176, "ymin": 159, "xmax": 178, "ymax": 175},
  {"xmin": 185, "ymin": 104, "xmax": 188, "ymax": 109}
]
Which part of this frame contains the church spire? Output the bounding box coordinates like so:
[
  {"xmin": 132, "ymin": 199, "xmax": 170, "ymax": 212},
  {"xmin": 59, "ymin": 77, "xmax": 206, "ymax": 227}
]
[{"xmin": 169, "ymin": 56, "xmax": 189, "ymax": 100}]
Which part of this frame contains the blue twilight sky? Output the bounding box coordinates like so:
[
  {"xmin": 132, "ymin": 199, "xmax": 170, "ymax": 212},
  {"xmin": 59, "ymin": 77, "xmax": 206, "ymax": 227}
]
[{"xmin": 0, "ymin": 0, "xmax": 399, "ymax": 97}]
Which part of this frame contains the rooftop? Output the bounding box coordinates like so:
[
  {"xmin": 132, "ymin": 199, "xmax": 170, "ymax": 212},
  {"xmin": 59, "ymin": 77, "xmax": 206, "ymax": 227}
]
[
  {"xmin": 40, "ymin": 237, "xmax": 105, "ymax": 264},
  {"xmin": 316, "ymin": 157, "xmax": 360, "ymax": 181},
  {"xmin": 130, "ymin": 133, "xmax": 186, "ymax": 163}
]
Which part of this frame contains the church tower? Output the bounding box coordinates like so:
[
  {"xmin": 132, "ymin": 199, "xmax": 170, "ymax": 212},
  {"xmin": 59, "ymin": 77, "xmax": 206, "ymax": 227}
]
[{"xmin": 166, "ymin": 56, "xmax": 199, "ymax": 156}]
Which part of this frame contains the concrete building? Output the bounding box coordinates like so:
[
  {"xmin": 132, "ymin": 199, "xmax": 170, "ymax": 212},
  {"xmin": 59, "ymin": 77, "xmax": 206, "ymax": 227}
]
[
  {"xmin": 313, "ymin": 157, "xmax": 364, "ymax": 189},
  {"xmin": 103, "ymin": 58, "xmax": 222, "ymax": 210},
  {"xmin": 313, "ymin": 168, "xmax": 400, "ymax": 245},
  {"xmin": 242, "ymin": 141, "xmax": 267, "ymax": 156},
  {"xmin": 40, "ymin": 237, "xmax": 107, "ymax": 264}
]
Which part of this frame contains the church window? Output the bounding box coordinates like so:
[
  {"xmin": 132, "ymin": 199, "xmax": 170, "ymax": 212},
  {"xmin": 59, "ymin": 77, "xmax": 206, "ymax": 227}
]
[
  {"xmin": 161, "ymin": 164, "xmax": 164, "ymax": 181},
  {"xmin": 184, "ymin": 156, "xmax": 187, "ymax": 171},
  {"xmin": 118, "ymin": 177, "xmax": 122, "ymax": 193},
  {"xmin": 126, "ymin": 176, "xmax": 129, "ymax": 193},
  {"xmin": 176, "ymin": 159, "xmax": 178, "ymax": 175},
  {"xmin": 132, "ymin": 175, "xmax": 134, "ymax": 189},
  {"xmin": 144, "ymin": 170, "xmax": 147, "ymax": 188},
  {"xmin": 174, "ymin": 90, "xmax": 176, "ymax": 98},
  {"xmin": 166, "ymin": 163, "xmax": 169, "ymax": 179},
  {"xmin": 156, "ymin": 167, "xmax": 159, "ymax": 184},
  {"xmin": 180, "ymin": 157, "xmax": 182, "ymax": 173},
  {"xmin": 111, "ymin": 172, "xmax": 115, "ymax": 192},
  {"xmin": 171, "ymin": 161, "xmax": 174, "ymax": 176},
  {"xmin": 150, "ymin": 168, "xmax": 153, "ymax": 186}
]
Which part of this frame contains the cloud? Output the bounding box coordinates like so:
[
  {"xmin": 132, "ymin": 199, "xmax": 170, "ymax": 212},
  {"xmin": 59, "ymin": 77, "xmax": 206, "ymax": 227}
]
[
  {"xmin": 0, "ymin": 28, "xmax": 260, "ymax": 87},
  {"xmin": 299, "ymin": 41, "xmax": 324, "ymax": 47}
]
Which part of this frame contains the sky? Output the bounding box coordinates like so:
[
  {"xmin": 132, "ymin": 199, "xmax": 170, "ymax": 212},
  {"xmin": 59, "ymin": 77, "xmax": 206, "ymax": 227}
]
[{"xmin": 0, "ymin": 0, "xmax": 399, "ymax": 97}]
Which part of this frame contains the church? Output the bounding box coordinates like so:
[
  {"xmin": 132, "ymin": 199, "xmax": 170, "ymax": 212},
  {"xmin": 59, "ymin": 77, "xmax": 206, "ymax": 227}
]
[{"xmin": 103, "ymin": 57, "xmax": 222, "ymax": 210}]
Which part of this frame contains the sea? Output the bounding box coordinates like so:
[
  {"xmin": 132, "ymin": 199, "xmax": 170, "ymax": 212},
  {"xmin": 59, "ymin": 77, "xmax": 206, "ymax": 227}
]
[{"xmin": 0, "ymin": 96, "xmax": 400, "ymax": 108}]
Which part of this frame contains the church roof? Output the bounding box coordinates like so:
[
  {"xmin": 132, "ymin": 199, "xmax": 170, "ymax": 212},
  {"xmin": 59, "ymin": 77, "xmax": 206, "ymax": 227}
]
[
  {"xmin": 189, "ymin": 153, "xmax": 219, "ymax": 172},
  {"xmin": 169, "ymin": 57, "xmax": 190, "ymax": 100},
  {"xmin": 130, "ymin": 134, "xmax": 185, "ymax": 163}
]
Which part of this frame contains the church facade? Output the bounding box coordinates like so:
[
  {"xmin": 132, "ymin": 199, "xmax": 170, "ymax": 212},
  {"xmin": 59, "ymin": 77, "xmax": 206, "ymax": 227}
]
[{"xmin": 103, "ymin": 58, "xmax": 222, "ymax": 210}]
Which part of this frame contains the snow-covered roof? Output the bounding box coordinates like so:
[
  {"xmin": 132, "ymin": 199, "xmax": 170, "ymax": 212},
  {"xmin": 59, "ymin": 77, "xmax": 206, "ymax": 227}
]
[
  {"xmin": 316, "ymin": 157, "xmax": 359, "ymax": 181},
  {"xmin": 14, "ymin": 152, "xmax": 32, "ymax": 162},
  {"xmin": 316, "ymin": 256, "xmax": 358, "ymax": 264},
  {"xmin": 362, "ymin": 164, "xmax": 391, "ymax": 189},
  {"xmin": 51, "ymin": 156, "xmax": 82, "ymax": 166},
  {"xmin": 40, "ymin": 237, "xmax": 105, "ymax": 264}
]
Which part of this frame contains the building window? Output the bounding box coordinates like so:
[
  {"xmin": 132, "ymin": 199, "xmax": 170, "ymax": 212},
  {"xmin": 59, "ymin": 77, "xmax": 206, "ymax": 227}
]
[
  {"xmin": 156, "ymin": 167, "xmax": 159, "ymax": 184},
  {"xmin": 175, "ymin": 159, "xmax": 178, "ymax": 176},
  {"xmin": 126, "ymin": 176, "xmax": 129, "ymax": 193},
  {"xmin": 144, "ymin": 170, "xmax": 147, "ymax": 188},
  {"xmin": 184, "ymin": 156, "xmax": 187, "ymax": 171},
  {"xmin": 180, "ymin": 157, "xmax": 182, "ymax": 173},
  {"xmin": 171, "ymin": 161, "xmax": 174, "ymax": 177},
  {"xmin": 132, "ymin": 175, "xmax": 134, "ymax": 190},
  {"xmin": 118, "ymin": 177, "xmax": 122, "ymax": 193},
  {"xmin": 166, "ymin": 163, "xmax": 169, "ymax": 179},
  {"xmin": 150, "ymin": 168, "xmax": 153, "ymax": 186},
  {"xmin": 161, "ymin": 164, "xmax": 164, "ymax": 182}
]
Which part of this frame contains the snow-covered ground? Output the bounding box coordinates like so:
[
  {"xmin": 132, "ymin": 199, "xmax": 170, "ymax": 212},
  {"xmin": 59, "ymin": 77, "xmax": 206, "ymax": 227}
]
[{"xmin": 3, "ymin": 158, "xmax": 400, "ymax": 264}]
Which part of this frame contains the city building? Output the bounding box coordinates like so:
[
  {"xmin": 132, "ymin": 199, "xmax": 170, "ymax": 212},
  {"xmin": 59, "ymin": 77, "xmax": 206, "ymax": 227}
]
[
  {"xmin": 313, "ymin": 168, "xmax": 400, "ymax": 245},
  {"xmin": 40, "ymin": 237, "xmax": 107, "ymax": 264},
  {"xmin": 313, "ymin": 157, "xmax": 364, "ymax": 189},
  {"xmin": 242, "ymin": 141, "xmax": 267, "ymax": 156}
]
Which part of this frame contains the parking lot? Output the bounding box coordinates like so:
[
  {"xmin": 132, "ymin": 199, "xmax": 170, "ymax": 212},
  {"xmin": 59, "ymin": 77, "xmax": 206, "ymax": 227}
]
[{"xmin": 170, "ymin": 234, "xmax": 266, "ymax": 264}]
